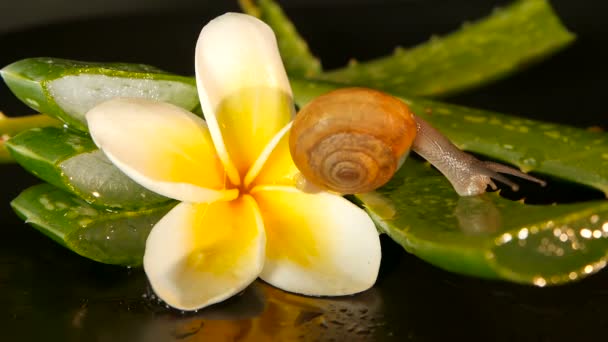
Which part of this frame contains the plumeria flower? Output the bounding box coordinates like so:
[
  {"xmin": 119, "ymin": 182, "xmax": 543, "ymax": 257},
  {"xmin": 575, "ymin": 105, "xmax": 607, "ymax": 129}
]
[{"xmin": 86, "ymin": 13, "xmax": 381, "ymax": 310}]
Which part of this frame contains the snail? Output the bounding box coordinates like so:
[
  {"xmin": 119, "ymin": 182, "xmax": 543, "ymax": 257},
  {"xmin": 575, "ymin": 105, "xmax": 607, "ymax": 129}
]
[{"xmin": 289, "ymin": 87, "xmax": 546, "ymax": 196}]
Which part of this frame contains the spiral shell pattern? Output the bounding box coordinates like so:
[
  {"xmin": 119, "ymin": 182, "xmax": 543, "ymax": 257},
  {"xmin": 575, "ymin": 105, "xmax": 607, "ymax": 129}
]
[{"xmin": 289, "ymin": 88, "xmax": 417, "ymax": 194}]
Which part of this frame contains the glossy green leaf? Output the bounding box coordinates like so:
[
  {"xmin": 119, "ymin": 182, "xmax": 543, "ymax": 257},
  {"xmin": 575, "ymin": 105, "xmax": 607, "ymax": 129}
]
[
  {"xmin": 356, "ymin": 158, "xmax": 608, "ymax": 285},
  {"xmin": 0, "ymin": 112, "xmax": 61, "ymax": 163},
  {"xmin": 0, "ymin": 58, "xmax": 199, "ymax": 131},
  {"xmin": 316, "ymin": 0, "xmax": 575, "ymax": 97},
  {"xmin": 11, "ymin": 183, "xmax": 176, "ymax": 266},
  {"xmin": 6, "ymin": 127, "xmax": 169, "ymax": 209},
  {"xmin": 239, "ymin": 0, "xmax": 322, "ymax": 78},
  {"xmin": 290, "ymin": 78, "xmax": 608, "ymax": 195}
]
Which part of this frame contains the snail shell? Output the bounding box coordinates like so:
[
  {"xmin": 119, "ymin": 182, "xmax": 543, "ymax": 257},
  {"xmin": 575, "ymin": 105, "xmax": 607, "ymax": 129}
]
[{"xmin": 289, "ymin": 87, "xmax": 417, "ymax": 194}]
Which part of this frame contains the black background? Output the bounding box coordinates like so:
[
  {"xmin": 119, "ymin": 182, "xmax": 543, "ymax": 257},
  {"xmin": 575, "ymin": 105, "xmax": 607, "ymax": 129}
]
[{"xmin": 0, "ymin": 1, "xmax": 607, "ymax": 341}]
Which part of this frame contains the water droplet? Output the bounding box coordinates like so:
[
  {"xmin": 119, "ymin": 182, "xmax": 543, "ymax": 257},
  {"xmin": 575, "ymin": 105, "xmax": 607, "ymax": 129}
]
[
  {"xmin": 518, "ymin": 228, "xmax": 529, "ymax": 240},
  {"xmin": 294, "ymin": 311, "xmax": 323, "ymax": 326},
  {"xmin": 533, "ymin": 277, "xmax": 547, "ymax": 287},
  {"xmin": 521, "ymin": 158, "xmax": 538, "ymax": 170},
  {"xmin": 580, "ymin": 228, "xmax": 592, "ymax": 239},
  {"xmin": 496, "ymin": 233, "xmax": 512, "ymax": 245},
  {"xmin": 356, "ymin": 327, "xmax": 372, "ymax": 335}
]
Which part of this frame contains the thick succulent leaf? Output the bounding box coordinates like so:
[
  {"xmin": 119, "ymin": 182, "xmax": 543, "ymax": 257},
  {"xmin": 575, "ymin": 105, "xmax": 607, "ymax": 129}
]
[
  {"xmin": 316, "ymin": 0, "xmax": 575, "ymax": 97},
  {"xmin": 356, "ymin": 158, "xmax": 608, "ymax": 285},
  {"xmin": 6, "ymin": 127, "xmax": 169, "ymax": 209},
  {"xmin": 8, "ymin": 61, "xmax": 603, "ymax": 195},
  {"xmin": 239, "ymin": 0, "xmax": 322, "ymax": 78},
  {"xmin": 290, "ymin": 79, "xmax": 608, "ymax": 195},
  {"xmin": 0, "ymin": 112, "xmax": 61, "ymax": 163},
  {"xmin": 11, "ymin": 183, "xmax": 177, "ymax": 266},
  {"xmin": 0, "ymin": 58, "xmax": 199, "ymax": 131}
]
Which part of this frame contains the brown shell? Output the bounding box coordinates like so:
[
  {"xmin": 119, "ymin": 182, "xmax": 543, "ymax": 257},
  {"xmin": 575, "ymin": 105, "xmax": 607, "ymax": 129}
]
[{"xmin": 289, "ymin": 87, "xmax": 417, "ymax": 194}]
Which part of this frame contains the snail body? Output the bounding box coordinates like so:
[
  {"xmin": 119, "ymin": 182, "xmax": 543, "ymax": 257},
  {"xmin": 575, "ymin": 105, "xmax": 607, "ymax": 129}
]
[
  {"xmin": 290, "ymin": 87, "xmax": 546, "ymax": 196},
  {"xmin": 289, "ymin": 88, "xmax": 417, "ymax": 194}
]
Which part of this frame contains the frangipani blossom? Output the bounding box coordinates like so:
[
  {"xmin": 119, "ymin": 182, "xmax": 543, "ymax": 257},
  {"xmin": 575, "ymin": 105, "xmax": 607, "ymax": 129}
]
[{"xmin": 86, "ymin": 13, "xmax": 381, "ymax": 310}]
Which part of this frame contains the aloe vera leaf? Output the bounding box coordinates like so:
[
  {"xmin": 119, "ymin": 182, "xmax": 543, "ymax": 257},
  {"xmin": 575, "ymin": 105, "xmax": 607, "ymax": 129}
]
[
  {"xmin": 11, "ymin": 183, "xmax": 176, "ymax": 266},
  {"xmin": 239, "ymin": 0, "xmax": 322, "ymax": 78},
  {"xmin": 316, "ymin": 0, "xmax": 575, "ymax": 98},
  {"xmin": 290, "ymin": 78, "xmax": 608, "ymax": 195},
  {"xmin": 6, "ymin": 65, "xmax": 605, "ymax": 196},
  {"xmin": 6, "ymin": 127, "xmax": 169, "ymax": 209},
  {"xmin": 0, "ymin": 112, "xmax": 61, "ymax": 163},
  {"xmin": 356, "ymin": 158, "xmax": 608, "ymax": 285},
  {"xmin": 0, "ymin": 58, "xmax": 199, "ymax": 131}
]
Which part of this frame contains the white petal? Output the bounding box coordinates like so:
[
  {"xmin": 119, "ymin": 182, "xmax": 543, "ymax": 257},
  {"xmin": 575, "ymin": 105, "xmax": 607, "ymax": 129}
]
[
  {"xmin": 86, "ymin": 98, "xmax": 236, "ymax": 203},
  {"xmin": 195, "ymin": 13, "xmax": 294, "ymax": 180},
  {"xmin": 251, "ymin": 185, "xmax": 381, "ymax": 296},
  {"xmin": 144, "ymin": 196, "xmax": 266, "ymax": 311}
]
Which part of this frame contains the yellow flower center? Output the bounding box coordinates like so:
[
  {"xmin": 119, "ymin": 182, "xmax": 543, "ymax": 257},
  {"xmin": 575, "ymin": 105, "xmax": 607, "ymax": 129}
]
[{"xmin": 214, "ymin": 87, "xmax": 293, "ymax": 179}]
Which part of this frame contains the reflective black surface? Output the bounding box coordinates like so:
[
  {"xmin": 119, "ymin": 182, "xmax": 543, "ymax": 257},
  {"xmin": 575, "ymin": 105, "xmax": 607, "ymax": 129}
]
[{"xmin": 1, "ymin": 1, "xmax": 607, "ymax": 341}]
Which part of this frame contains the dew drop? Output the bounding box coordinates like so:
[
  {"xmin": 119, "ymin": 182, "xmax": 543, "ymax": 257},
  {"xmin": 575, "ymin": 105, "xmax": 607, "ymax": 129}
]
[
  {"xmin": 524, "ymin": 157, "xmax": 539, "ymax": 168},
  {"xmin": 533, "ymin": 277, "xmax": 547, "ymax": 287},
  {"xmin": 580, "ymin": 229, "xmax": 592, "ymax": 239}
]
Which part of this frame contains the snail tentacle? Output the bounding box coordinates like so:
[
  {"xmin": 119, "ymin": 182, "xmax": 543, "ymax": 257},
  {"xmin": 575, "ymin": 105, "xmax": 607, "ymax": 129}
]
[{"xmin": 412, "ymin": 116, "xmax": 546, "ymax": 196}]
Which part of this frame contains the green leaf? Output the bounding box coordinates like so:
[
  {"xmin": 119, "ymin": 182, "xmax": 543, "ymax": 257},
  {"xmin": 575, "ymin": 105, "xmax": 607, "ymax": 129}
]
[
  {"xmin": 290, "ymin": 78, "xmax": 608, "ymax": 195},
  {"xmin": 11, "ymin": 183, "xmax": 176, "ymax": 266},
  {"xmin": 239, "ymin": 0, "xmax": 322, "ymax": 78},
  {"xmin": 315, "ymin": 0, "xmax": 575, "ymax": 97},
  {"xmin": 0, "ymin": 58, "xmax": 199, "ymax": 131},
  {"xmin": 0, "ymin": 112, "xmax": 61, "ymax": 163},
  {"xmin": 357, "ymin": 158, "xmax": 608, "ymax": 285},
  {"xmin": 6, "ymin": 127, "xmax": 169, "ymax": 209}
]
